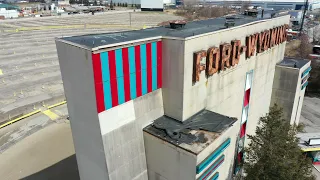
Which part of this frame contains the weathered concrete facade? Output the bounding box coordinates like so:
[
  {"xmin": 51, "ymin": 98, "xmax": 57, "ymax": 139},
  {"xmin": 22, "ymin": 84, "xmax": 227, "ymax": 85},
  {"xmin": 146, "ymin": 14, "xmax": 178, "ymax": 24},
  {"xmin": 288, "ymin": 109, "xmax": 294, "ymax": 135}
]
[
  {"xmin": 271, "ymin": 58, "xmax": 311, "ymax": 125},
  {"xmin": 56, "ymin": 13, "xmax": 292, "ymax": 180}
]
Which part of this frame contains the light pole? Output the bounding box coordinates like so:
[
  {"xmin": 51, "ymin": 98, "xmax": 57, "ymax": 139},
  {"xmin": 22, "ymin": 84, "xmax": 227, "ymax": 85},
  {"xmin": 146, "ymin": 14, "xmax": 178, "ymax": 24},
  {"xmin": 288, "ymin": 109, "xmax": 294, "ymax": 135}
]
[{"xmin": 300, "ymin": 0, "xmax": 309, "ymax": 36}]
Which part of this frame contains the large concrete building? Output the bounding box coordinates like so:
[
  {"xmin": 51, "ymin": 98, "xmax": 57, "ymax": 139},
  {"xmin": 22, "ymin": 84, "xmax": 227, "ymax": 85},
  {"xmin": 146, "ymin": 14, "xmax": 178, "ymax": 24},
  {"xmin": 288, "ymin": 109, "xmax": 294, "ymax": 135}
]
[
  {"xmin": 271, "ymin": 58, "xmax": 311, "ymax": 125},
  {"xmin": 205, "ymin": 0, "xmax": 320, "ymax": 11},
  {"xmin": 56, "ymin": 12, "xmax": 305, "ymax": 180}
]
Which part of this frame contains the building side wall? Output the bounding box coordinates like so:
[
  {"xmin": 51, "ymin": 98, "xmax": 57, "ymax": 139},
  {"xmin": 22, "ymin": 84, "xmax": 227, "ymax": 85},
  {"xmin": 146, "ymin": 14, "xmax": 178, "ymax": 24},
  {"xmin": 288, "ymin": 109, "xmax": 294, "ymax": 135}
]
[
  {"xmin": 182, "ymin": 15, "xmax": 289, "ymax": 144},
  {"xmin": 294, "ymin": 61, "xmax": 311, "ymax": 124},
  {"xmin": 271, "ymin": 66, "xmax": 299, "ymax": 123},
  {"xmin": 196, "ymin": 120, "xmax": 240, "ymax": 180},
  {"xmin": 56, "ymin": 41, "xmax": 109, "ymax": 180},
  {"xmin": 144, "ymin": 132, "xmax": 197, "ymax": 180},
  {"xmin": 101, "ymin": 89, "xmax": 164, "ymax": 180},
  {"xmin": 162, "ymin": 39, "xmax": 185, "ymax": 121}
]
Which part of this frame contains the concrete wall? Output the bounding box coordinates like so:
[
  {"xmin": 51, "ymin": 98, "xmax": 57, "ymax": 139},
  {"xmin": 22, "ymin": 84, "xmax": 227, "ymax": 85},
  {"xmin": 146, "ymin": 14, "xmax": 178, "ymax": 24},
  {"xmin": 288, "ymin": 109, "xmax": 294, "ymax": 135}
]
[
  {"xmin": 57, "ymin": 15, "xmax": 290, "ymax": 180},
  {"xmin": 101, "ymin": 89, "xmax": 164, "ymax": 180},
  {"xmin": 144, "ymin": 132, "xmax": 197, "ymax": 180},
  {"xmin": 58, "ymin": 37, "xmax": 165, "ymax": 180},
  {"xmin": 196, "ymin": 120, "xmax": 240, "ymax": 180},
  {"xmin": 271, "ymin": 66, "xmax": 299, "ymax": 123},
  {"xmin": 271, "ymin": 61, "xmax": 310, "ymax": 125},
  {"xmin": 56, "ymin": 41, "xmax": 109, "ymax": 180},
  {"xmin": 180, "ymin": 16, "xmax": 289, "ymax": 140},
  {"xmin": 293, "ymin": 61, "xmax": 311, "ymax": 124},
  {"xmin": 162, "ymin": 38, "xmax": 185, "ymax": 121}
]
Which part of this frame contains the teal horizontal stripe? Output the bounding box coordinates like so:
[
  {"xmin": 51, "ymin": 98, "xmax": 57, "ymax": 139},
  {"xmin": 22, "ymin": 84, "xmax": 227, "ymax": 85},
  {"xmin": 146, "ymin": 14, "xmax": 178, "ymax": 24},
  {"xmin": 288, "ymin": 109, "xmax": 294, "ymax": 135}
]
[
  {"xmin": 301, "ymin": 66, "xmax": 311, "ymax": 78},
  {"xmin": 199, "ymin": 155, "xmax": 224, "ymax": 180},
  {"xmin": 301, "ymin": 81, "xmax": 308, "ymax": 90},
  {"xmin": 196, "ymin": 138, "xmax": 231, "ymax": 174},
  {"xmin": 210, "ymin": 172, "xmax": 219, "ymax": 180},
  {"xmin": 301, "ymin": 74, "xmax": 310, "ymax": 84}
]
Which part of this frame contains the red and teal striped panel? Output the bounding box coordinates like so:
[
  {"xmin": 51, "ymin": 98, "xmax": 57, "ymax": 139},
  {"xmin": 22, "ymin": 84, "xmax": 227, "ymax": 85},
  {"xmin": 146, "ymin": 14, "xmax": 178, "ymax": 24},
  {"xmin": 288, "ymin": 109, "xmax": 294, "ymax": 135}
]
[{"xmin": 92, "ymin": 41, "xmax": 162, "ymax": 113}]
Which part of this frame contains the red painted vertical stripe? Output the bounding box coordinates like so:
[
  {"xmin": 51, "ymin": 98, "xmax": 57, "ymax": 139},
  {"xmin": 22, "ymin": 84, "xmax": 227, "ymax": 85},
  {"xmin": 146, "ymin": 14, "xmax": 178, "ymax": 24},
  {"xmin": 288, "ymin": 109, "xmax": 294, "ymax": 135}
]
[
  {"xmin": 92, "ymin": 53, "xmax": 105, "ymax": 113},
  {"xmin": 122, "ymin": 48, "xmax": 131, "ymax": 102},
  {"xmin": 157, "ymin": 41, "xmax": 162, "ymax": 88},
  {"xmin": 135, "ymin": 45, "xmax": 142, "ymax": 97},
  {"xmin": 108, "ymin": 50, "xmax": 119, "ymax": 107},
  {"xmin": 146, "ymin": 43, "xmax": 152, "ymax": 93}
]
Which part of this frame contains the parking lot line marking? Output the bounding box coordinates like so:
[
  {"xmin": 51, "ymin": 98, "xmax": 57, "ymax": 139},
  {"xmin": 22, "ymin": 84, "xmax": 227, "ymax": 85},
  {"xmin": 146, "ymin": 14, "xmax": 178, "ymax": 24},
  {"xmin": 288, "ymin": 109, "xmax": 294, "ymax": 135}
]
[
  {"xmin": 0, "ymin": 110, "xmax": 41, "ymax": 129},
  {"xmin": 42, "ymin": 110, "xmax": 59, "ymax": 120}
]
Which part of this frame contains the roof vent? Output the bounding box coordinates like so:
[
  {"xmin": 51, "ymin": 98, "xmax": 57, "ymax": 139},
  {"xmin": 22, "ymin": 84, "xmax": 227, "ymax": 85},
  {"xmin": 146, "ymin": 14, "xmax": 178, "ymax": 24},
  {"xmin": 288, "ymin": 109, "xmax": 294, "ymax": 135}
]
[
  {"xmin": 225, "ymin": 16, "xmax": 235, "ymax": 28},
  {"xmin": 169, "ymin": 20, "xmax": 187, "ymax": 29}
]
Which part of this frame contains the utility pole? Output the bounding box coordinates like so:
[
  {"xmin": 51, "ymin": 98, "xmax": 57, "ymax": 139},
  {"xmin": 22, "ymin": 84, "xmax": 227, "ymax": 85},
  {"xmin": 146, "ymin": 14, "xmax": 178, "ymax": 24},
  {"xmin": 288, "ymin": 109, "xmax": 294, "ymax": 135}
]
[
  {"xmin": 110, "ymin": 0, "xmax": 113, "ymax": 9},
  {"xmin": 299, "ymin": 0, "xmax": 309, "ymax": 36}
]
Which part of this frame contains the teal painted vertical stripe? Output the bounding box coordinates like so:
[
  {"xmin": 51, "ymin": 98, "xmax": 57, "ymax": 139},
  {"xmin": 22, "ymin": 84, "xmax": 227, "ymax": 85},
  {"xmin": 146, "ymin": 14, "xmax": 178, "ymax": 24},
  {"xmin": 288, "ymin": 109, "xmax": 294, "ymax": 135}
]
[
  {"xmin": 128, "ymin": 46, "xmax": 137, "ymax": 99},
  {"xmin": 100, "ymin": 52, "xmax": 112, "ymax": 109},
  {"xmin": 115, "ymin": 49, "xmax": 125, "ymax": 104},
  {"xmin": 151, "ymin": 42, "xmax": 157, "ymax": 90},
  {"xmin": 140, "ymin": 44, "xmax": 147, "ymax": 95}
]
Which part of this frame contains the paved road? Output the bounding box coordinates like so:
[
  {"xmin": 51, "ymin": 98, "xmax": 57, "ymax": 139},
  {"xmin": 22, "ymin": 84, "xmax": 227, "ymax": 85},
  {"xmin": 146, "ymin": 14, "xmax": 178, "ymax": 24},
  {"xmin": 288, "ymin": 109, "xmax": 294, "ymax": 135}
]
[
  {"xmin": 0, "ymin": 104, "xmax": 68, "ymax": 153},
  {"xmin": 0, "ymin": 122, "xmax": 77, "ymax": 180},
  {"xmin": 300, "ymin": 97, "xmax": 320, "ymax": 133},
  {"xmin": 300, "ymin": 97, "xmax": 320, "ymax": 180},
  {"xmin": 0, "ymin": 104, "xmax": 77, "ymax": 180}
]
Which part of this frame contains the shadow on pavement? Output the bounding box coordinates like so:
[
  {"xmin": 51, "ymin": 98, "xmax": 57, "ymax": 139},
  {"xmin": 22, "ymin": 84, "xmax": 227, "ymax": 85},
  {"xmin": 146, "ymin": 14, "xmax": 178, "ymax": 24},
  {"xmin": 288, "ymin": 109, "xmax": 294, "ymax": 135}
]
[{"xmin": 21, "ymin": 154, "xmax": 80, "ymax": 180}]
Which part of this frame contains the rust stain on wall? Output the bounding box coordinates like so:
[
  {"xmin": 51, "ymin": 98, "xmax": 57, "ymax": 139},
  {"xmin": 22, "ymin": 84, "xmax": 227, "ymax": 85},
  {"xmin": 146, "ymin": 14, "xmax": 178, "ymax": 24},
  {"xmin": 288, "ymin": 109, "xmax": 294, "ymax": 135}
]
[
  {"xmin": 206, "ymin": 47, "xmax": 220, "ymax": 76},
  {"xmin": 231, "ymin": 40, "xmax": 242, "ymax": 66},
  {"xmin": 263, "ymin": 30, "xmax": 270, "ymax": 51},
  {"xmin": 220, "ymin": 43, "xmax": 232, "ymax": 70},
  {"xmin": 246, "ymin": 33, "xmax": 258, "ymax": 58},
  {"xmin": 270, "ymin": 28, "xmax": 277, "ymax": 48},
  {"xmin": 193, "ymin": 50, "xmax": 207, "ymax": 82},
  {"xmin": 192, "ymin": 24, "xmax": 288, "ymax": 83},
  {"xmin": 257, "ymin": 31, "xmax": 266, "ymax": 53}
]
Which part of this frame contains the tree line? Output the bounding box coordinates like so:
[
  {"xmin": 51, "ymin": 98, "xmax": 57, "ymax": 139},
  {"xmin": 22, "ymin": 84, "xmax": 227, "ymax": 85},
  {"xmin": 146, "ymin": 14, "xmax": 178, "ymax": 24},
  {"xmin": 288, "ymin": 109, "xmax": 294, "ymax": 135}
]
[{"xmin": 69, "ymin": 0, "xmax": 139, "ymax": 7}]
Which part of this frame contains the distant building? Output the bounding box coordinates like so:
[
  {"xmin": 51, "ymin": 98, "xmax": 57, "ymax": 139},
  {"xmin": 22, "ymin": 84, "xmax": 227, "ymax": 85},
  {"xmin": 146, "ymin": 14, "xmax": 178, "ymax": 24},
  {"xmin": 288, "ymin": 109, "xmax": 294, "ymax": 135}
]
[
  {"xmin": 111, "ymin": 0, "xmax": 140, "ymax": 4},
  {"xmin": 289, "ymin": 10, "xmax": 302, "ymax": 25},
  {"xmin": 0, "ymin": 4, "xmax": 20, "ymax": 18},
  {"xmin": 176, "ymin": 0, "xmax": 183, "ymax": 5},
  {"xmin": 0, "ymin": 3, "xmax": 20, "ymax": 10},
  {"xmin": 141, "ymin": 0, "xmax": 163, "ymax": 11},
  {"xmin": 205, "ymin": 0, "xmax": 320, "ymax": 11}
]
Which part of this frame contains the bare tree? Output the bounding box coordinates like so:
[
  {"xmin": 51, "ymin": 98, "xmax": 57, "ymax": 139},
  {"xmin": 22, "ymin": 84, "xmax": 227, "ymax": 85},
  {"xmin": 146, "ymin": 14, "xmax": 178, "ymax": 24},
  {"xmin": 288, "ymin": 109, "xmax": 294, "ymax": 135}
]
[
  {"xmin": 241, "ymin": 0, "xmax": 251, "ymax": 11},
  {"xmin": 298, "ymin": 34, "xmax": 313, "ymax": 58}
]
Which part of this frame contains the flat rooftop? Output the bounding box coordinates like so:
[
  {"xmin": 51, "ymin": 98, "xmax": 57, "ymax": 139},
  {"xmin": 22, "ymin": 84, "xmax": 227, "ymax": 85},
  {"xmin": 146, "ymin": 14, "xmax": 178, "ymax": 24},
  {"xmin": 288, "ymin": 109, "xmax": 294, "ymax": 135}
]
[
  {"xmin": 297, "ymin": 133, "xmax": 320, "ymax": 152},
  {"xmin": 278, "ymin": 57, "xmax": 310, "ymax": 69},
  {"xmin": 143, "ymin": 110, "xmax": 237, "ymax": 155},
  {"xmin": 61, "ymin": 10, "xmax": 287, "ymax": 50}
]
